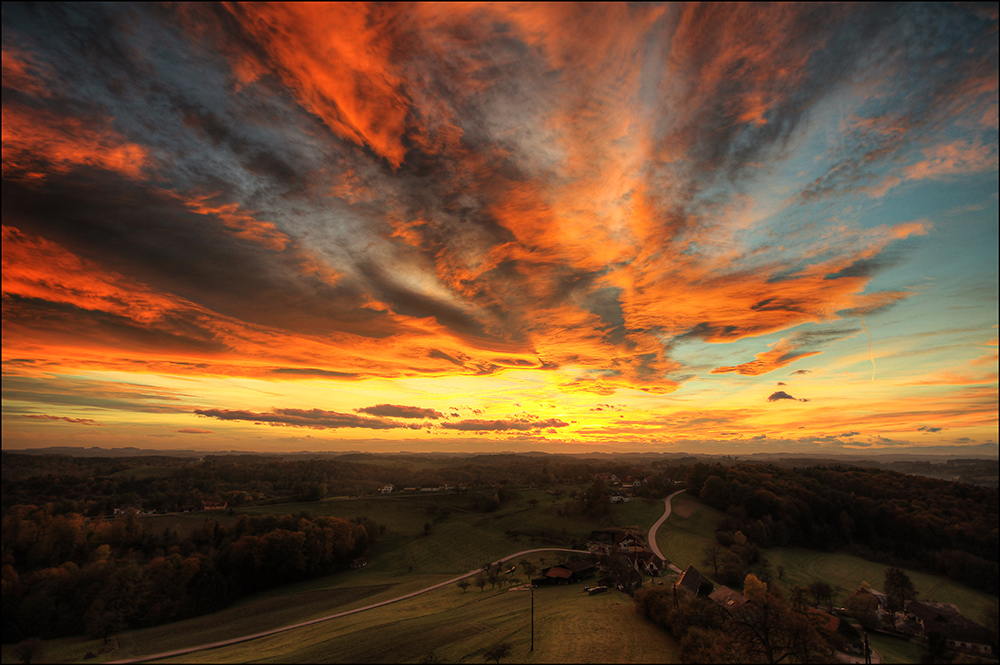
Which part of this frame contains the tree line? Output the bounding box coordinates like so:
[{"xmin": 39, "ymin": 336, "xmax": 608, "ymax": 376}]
[
  {"xmin": 684, "ymin": 462, "xmax": 999, "ymax": 594},
  {"xmin": 1, "ymin": 506, "xmax": 381, "ymax": 643},
  {"xmin": 1, "ymin": 452, "xmax": 678, "ymax": 517}
]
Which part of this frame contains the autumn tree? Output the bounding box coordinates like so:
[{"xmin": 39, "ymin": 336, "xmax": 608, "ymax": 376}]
[
  {"xmin": 457, "ymin": 579, "xmax": 471, "ymax": 592},
  {"xmin": 721, "ymin": 579, "xmax": 835, "ymax": 664}
]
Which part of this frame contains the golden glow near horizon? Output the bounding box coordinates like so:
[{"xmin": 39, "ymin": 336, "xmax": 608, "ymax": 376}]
[{"xmin": 2, "ymin": 3, "xmax": 998, "ymax": 455}]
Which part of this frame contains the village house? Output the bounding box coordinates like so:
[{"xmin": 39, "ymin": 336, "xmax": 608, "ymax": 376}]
[
  {"xmin": 201, "ymin": 500, "xmax": 228, "ymax": 511},
  {"xmin": 586, "ymin": 528, "xmax": 647, "ymax": 554},
  {"xmin": 113, "ymin": 503, "xmax": 145, "ymax": 516},
  {"xmin": 904, "ymin": 600, "xmax": 994, "ymax": 656},
  {"xmin": 378, "ymin": 484, "xmax": 394, "ymax": 494},
  {"xmin": 845, "ymin": 586, "xmax": 893, "ymax": 621}
]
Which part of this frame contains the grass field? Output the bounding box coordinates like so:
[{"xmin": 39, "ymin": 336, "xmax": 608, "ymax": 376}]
[
  {"xmin": 153, "ymin": 578, "xmax": 679, "ymax": 663},
  {"xmin": 239, "ymin": 487, "xmax": 604, "ymax": 577},
  {"xmin": 656, "ymin": 494, "xmax": 999, "ymax": 627},
  {"xmin": 3, "ymin": 486, "xmax": 668, "ymax": 664},
  {"xmin": 867, "ymin": 632, "xmax": 925, "ymax": 664}
]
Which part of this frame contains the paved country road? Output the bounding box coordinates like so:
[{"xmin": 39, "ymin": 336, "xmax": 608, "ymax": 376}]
[
  {"xmin": 647, "ymin": 489, "xmax": 685, "ymax": 574},
  {"xmin": 110, "ymin": 547, "xmax": 584, "ymax": 664}
]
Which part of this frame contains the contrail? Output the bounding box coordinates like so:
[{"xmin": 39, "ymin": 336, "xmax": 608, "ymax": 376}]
[{"xmin": 861, "ymin": 316, "xmax": 876, "ymax": 383}]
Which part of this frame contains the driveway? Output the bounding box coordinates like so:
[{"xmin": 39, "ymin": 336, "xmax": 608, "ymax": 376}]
[{"xmin": 647, "ymin": 489, "xmax": 685, "ymax": 573}]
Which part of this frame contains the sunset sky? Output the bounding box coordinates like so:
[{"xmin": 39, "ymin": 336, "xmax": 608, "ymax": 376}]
[{"xmin": 2, "ymin": 3, "xmax": 997, "ymax": 456}]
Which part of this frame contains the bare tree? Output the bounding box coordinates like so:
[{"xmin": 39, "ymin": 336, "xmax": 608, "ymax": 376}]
[
  {"xmin": 458, "ymin": 579, "xmax": 471, "ymax": 592},
  {"xmin": 702, "ymin": 543, "xmax": 724, "ymax": 576}
]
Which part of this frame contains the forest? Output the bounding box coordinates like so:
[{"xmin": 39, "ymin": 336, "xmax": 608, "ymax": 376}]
[
  {"xmin": 1, "ymin": 508, "xmax": 380, "ymax": 643},
  {"xmin": 684, "ymin": 462, "xmax": 999, "ymax": 594}
]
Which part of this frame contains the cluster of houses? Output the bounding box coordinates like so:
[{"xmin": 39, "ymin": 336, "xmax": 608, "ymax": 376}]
[
  {"xmin": 846, "ymin": 587, "xmax": 995, "ymax": 656},
  {"xmin": 376, "ymin": 483, "xmax": 464, "ymax": 494},
  {"xmin": 594, "ymin": 473, "xmax": 647, "ymax": 503},
  {"xmin": 532, "ymin": 528, "xmax": 666, "ymax": 590}
]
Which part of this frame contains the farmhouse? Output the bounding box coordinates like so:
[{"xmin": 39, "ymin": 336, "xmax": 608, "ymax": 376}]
[
  {"xmin": 201, "ymin": 500, "xmax": 228, "ymax": 511},
  {"xmin": 535, "ymin": 560, "xmax": 597, "ymax": 585},
  {"xmin": 904, "ymin": 601, "xmax": 994, "ymax": 655}
]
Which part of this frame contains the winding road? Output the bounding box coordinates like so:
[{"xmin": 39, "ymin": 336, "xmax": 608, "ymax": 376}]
[
  {"xmin": 648, "ymin": 489, "xmax": 686, "ymax": 573},
  {"xmin": 113, "ymin": 492, "xmax": 688, "ymax": 663}
]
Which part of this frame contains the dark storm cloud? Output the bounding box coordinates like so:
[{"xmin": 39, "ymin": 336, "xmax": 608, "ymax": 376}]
[
  {"xmin": 918, "ymin": 426, "xmax": 943, "ymax": 433},
  {"xmin": 790, "ymin": 370, "xmax": 811, "ymax": 375},
  {"xmin": 194, "ymin": 407, "xmax": 406, "ymax": 429},
  {"xmin": 355, "ymin": 404, "xmax": 444, "ymax": 419}
]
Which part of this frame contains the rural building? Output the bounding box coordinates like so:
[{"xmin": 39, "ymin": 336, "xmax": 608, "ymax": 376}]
[
  {"xmin": 201, "ymin": 500, "xmax": 228, "ymax": 511},
  {"xmin": 378, "ymin": 484, "xmax": 394, "ymax": 494},
  {"xmin": 675, "ymin": 564, "xmax": 711, "ymax": 597},
  {"xmin": 113, "ymin": 503, "xmax": 144, "ymax": 515},
  {"xmin": 846, "ymin": 586, "xmax": 892, "ymax": 619},
  {"xmin": 586, "ymin": 528, "xmax": 647, "ymax": 554},
  {"xmin": 709, "ymin": 585, "xmax": 749, "ymax": 612},
  {"xmin": 535, "ymin": 560, "xmax": 597, "ymax": 585},
  {"xmin": 904, "ymin": 601, "xmax": 994, "ymax": 655},
  {"xmin": 598, "ymin": 551, "xmax": 664, "ymax": 578}
]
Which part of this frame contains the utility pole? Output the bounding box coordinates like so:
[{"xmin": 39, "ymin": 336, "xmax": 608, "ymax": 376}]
[
  {"xmin": 863, "ymin": 628, "xmax": 871, "ymax": 665},
  {"xmin": 530, "ymin": 584, "xmax": 534, "ymax": 652}
]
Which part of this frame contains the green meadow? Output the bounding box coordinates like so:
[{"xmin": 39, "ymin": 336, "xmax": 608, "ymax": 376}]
[
  {"xmin": 656, "ymin": 494, "xmax": 998, "ymax": 627},
  {"xmin": 1, "ymin": 486, "xmax": 676, "ymax": 663},
  {"xmin": 154, "ymin": 577, "xmax": 678, "ymax": 664}
]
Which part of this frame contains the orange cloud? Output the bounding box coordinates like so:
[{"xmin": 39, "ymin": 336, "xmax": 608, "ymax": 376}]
[
  {"xmin": 2, "ymin": 103, "xmax": 150, "ymax": 182},
  {"xmin": 711, "ymin": 338, "xmax": 822, "ymax": 376},
  {"xmin": 222, "ymin": 3, "xmax": 411, "ymax": 167},
  {"xmin": 182, "ymin": 194, "xmax": 290, "ymax": 251}
]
